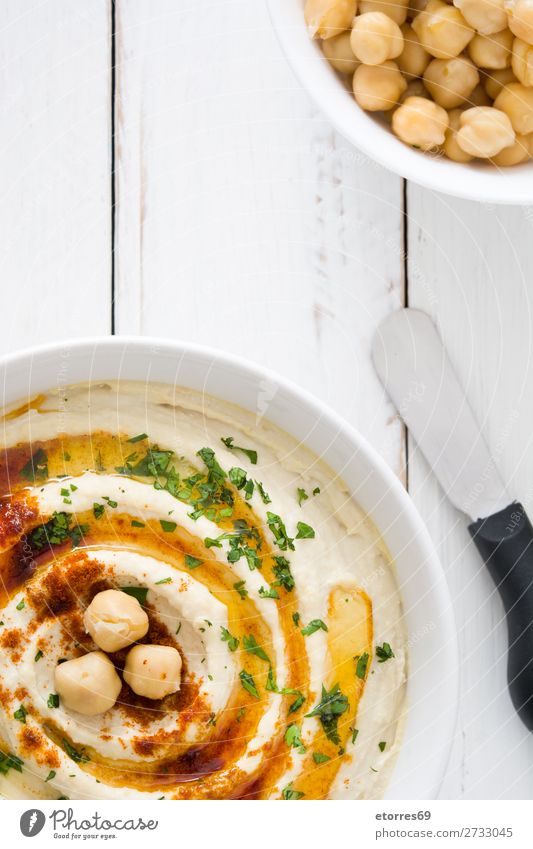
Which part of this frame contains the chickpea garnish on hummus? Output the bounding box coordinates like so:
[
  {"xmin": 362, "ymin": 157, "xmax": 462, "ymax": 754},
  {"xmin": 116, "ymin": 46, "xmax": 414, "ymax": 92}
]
[{"xmin": 0, "ymin": 382, "xmax": 406, "ymax": 799}]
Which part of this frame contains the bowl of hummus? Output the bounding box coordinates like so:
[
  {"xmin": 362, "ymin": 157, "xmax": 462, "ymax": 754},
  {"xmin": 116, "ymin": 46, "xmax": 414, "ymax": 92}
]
[{"xmin": 0, "ymin": 338, "xmax": 457, "ymax": 801}]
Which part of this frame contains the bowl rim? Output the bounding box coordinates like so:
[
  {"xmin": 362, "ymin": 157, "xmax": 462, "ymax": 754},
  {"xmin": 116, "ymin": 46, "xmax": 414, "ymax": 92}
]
[
  {"xmin": 267, "ymin": 0, "xmax": 533, "ymax": 204},
  {"xmin": 0, "ymin": 334, "xmax": 459, "ymax": 798}
]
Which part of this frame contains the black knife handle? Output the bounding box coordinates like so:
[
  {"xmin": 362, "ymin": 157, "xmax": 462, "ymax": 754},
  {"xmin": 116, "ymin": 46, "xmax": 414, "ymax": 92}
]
[{"xmin": 469, "ymin": 502, "xmax": 533, "ymax": 732}]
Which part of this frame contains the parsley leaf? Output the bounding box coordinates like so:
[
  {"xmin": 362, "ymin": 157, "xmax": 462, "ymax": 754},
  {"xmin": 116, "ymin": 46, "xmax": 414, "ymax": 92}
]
[
  {"xmin": 282, "ymin": 783, "xmax": 304, "ymax": 800},
  {"xmin": 0, "ymin": 751, "xmax": 23, "ymax": 775},
  {"xmin": 47, "ymin": 693, "xmax": 60, "ymax": 709},
  {"xmin": 13, "ymin": 705, "xmax": 27, "ymax": 723},
  {"xmin": 220, "ymin": 627, "xmax": 239, "ymax": 652},
  {"xmin": 234, "ymin": 580, "xmax": 248, "ymax": 599},
  {"xmin": 131, "ymin": 519, "xmax": 145, "ymax": 528},
  {"xmin": 160, "ymin": 519, "xmax": 177, "ymax": 533},
  {"xmin": 258, "ymin": 585, "xmax": 279, "ymax": 600},
  {"xmin": 243, "ymin": 634, "xmax": 270, "ymax": 663},
  {"xmin": 297, "ymin": 488, "xmax": 309, "ymax": 506},
  {"xmin": 120, "ymin": 586, "xmax": 148, "ymax": 605},
  {"xmin": 184, "ymin": 554, "xmax": 202, "ymax": 570},
  {"xmin": 379, "ymin": 741, "xmax": 387, "ymax": 752},
  {"xmin": 296, "ymin": 521, "xmax": 315, "ymax": 539},
  {"xmin": 93, "ymin": 503, "xmax": 105, "ymax": 519},
  {"xmin": 127, "ymin": 433, "xmax": 148, "ymax": 443},
  {"xmin": 221, "ymin": 437, "xmax": 257, "ymax": 465},
  {"xmin": 266, "ymin": 512, "xmax": 294, "ymax": 551},
  {"xmin": 34, "ymin": 650, "xmax": 43, "ymax": 662},
  {"xmin": 313, "ymin": 751, "xmax": 330, "ymax": 764},
  {"xmin": 62, "ymin": 738, "xmax": 90, "ymax": 764},
  {"xmin": 301, "ymin": 619, "xmax": 328, "ymax": 636},
  {"xmin": 271, "ymin": 555, "xmax": 295, "ymax": 592},
  {"xmin": 305, "ymin": 683, "xmax": 349, "ymax": 745},
  {"xmin": 285, "ymin": 723, "xmax": 306, "ymax": 754},
  {"xmin": 239, "ymin": 670, "xmax": 260, "ymax": 699},
  {"xmin": 355, "ymin": 652, "xmax": 370, "ymax": 680},
  {"xmin": 255, "ymin": 481, "xmax": 271, "ymax": 504},
  {"xmin": 20, "ymin": 448, "xmax": 48, "ymax": 482},
  {"xmin": 376, "ymin": 642, "xmax": 395, "ymax": 663}
]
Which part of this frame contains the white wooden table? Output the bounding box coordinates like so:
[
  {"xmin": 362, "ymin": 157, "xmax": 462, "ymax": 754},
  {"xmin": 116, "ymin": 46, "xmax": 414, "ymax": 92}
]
[{"xmin": 2, "ymin": 0, "xmax": 533, "ymax": 799}]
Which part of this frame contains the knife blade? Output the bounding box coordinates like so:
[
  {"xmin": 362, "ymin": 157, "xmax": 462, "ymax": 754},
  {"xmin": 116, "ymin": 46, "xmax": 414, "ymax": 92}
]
[
  {"xmin": 372, "ymin": 308, "xmax": 533, "ymax": 732},
  {"xmin": 371, "ymin": 307, "xmax": 509, "ymax": 521}
]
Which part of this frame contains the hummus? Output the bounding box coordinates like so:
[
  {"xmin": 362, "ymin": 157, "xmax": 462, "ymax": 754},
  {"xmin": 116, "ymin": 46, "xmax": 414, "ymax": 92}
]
[{"xmin": 0, "ymin": 381, "xmax": 407, "ymax": 800}]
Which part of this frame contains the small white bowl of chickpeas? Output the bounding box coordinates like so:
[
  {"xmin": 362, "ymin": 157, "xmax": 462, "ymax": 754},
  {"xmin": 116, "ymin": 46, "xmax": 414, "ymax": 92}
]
[{"xmin": 268, "ymin": 0, "xmax": 533, "ymax": 202}]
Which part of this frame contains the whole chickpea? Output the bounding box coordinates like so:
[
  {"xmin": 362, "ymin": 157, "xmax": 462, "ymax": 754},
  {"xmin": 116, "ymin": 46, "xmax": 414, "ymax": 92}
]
[
  {"xmin": 398, "ymin": 23, "xmax": 431, "ymax": 76},
  {"xmin": 443, "ymin": 108, "xmax": 475, "ymax": 160},
  {"xmin": 305, "ymin": 0, "xmax": 358, "ymax": 38},
  {"xmin": 456, "ymin": 105, "xmax": 515, "ymax": 155},
  {"xmin": 512, "ymin": 36, "xmax": 533, "ymax": 84},
  {"xmin": 423, "ymin": 56, "xmax": 480, "ymax": 107},
  {"xmin": 494, "ymin": 81, "xmax": 533, "ymax": 131},
  {"xmin": 491, "ymin": 131, "xmax": 531, "ymax": 161},
  {"xmin": 505, "ymin": 0, "xmax": 533, "ymax": 45},
  {"xmin": 351, "ymin": 12, "xmax": 404, "ymax": 64},
  {"xmin": 483, "ymin": 67, "xmax": 517, "ymax": 98},
  {"xmin": 412, "ymin": 0, "xmax": 474, "ymax": 58},
  {"xmin": 392, "ymin": 95, "xmax": 449, "ymax": 147},
  {"xmin": 322, "ymin": 31, "xmax": 360, "ymax": 73},
  {"xmin": 359, "ymin": 0, "xmax": 410, "ymax": 24},
  {"xmin": 353, "ymin": 60, "xmax": 407, "ymax": 108},
  {"xmin": 453, "ymin": 0, "xmax": 507, "ymax": 34},
  {"xmin": 54, "ymin": 652, "xmax": 122, "ymax": 716},
  {"xmin": 123, "ymin": 644, "xmax": 182, "ymax": 700},
  {"xmin": 468, "ymin": 29, "xmax": 513, "ymax": 68},
  {"xmin": 84, "ymin": 589, "xmax": 149, "ymax": 653}
]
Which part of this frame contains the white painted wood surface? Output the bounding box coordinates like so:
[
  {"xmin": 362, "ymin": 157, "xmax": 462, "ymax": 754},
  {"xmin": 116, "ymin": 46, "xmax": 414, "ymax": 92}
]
[{"xmin": 3, "ymin": 0, "xmax": 533, "ymax": 799}]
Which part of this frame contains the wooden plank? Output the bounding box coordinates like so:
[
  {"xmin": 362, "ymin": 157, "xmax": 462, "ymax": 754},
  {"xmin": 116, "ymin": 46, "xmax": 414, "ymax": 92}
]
[
  {"xmin": 113, "ymin": 0, "xmax": 405, "ymax": 473},
  {"xmin": 0, "ymin": 0, "xmax": 112, "ymax": 351},
  {"xmin": 407, "ymin": 186, "xmax": 533, "ymax": 799}
]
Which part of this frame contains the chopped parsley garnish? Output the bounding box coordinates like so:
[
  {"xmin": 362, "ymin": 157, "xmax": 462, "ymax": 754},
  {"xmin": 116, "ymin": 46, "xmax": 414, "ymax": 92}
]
[
  {"xmin": 297, "ymin": 488, "xmax": 308, "ymax": 506},
  {"xmin": 305, "ymin": 684, "xmax": 349, "ymax": 745},
  {"xmin": 16, "ymin": 599, "xmax": 25, "ymax": 611},
  {"xmin": 229, "ymin": 467, "xmax": 247, "ymax": 489},
  {"xmin": 376, "ymin": 642, "xmax": 395, "ymax": 663},
  {"xmin": 155, "ymin": 577, "xmax": 172, "ymax": 585},
  {"xmin": 62, "ymin": 738, "xmax": 90, "ymax": 764},
  {"xmin": 131, "ymin": 519, "xmax": 145, "ymax": 528},
  {"xmin": 120, "ymin": 586, "xmax": 148, "ymax": 605},
  {"xmin": 379, "ymin": 741, "xmax": 387, "ymax": 752},
  {"xmin": 160, "ymin": 519, "xmax": 177, "ymax": 533},
  {"xmin": 20, "ymin": 448, "xmax": 48, "ymax": 482},
  {"xmin": 301, "ymin": 619, "xmax": 328, "ymax": 636},
  {"xmin": 28, "ymin": 512, "xmax": 88, "ymax": 551},
  {"xmin": 221, "ymin": 437, "xmax": 257, "ymax": 465},
  {"xmin": 243, "ymin": 634, "xmax": 270, "ymax": 662},
  {"xmin": 0, "ymin": 751, "xmax": 23, "ymax": 775},
  {"xmin": 282, "ymin": 783, "xmax": 304, "ymax": 800},
  {"xmin": 45, "ymin": 769, "xmax": 56, "ymax": 782},
  {"xmin": 220, "ymin": 627, "xmax": 239, "ymax": 652},
  {"xmin": 271, "ymin": 555, "xmax": 295, "ymax": 591},
  {"xmin": 313, "ymin": 487, "xmax": 321, "ymax": 496},
  {"xmin": 234, "ymin": 580, "xmax": 248, "ymax": 599},
  {"xmin": 258, "ymin": 585, "xmax": 279, "ymax": 600},
  {"xmin": 13, "ymin": 705, "xmax": 27, "ymax": 723},
  {"xmin": 285, "ymin": 723, "xmax": 306, "ymax": 754},
  {"xmin": 355, "ymin": 652, "xmax": 370, "ymax": 680},
  {"xmin": 350, "ymin": 727, "xmax": 359, "ymax": 744},
  {"xmin": 255, "ymin": 481, "xmax": 271, "ymax": 504},
  {"xmin": 93, "ymin": 503, "xmax": 105, "ymax": 519},
  {"xmin": 184, "ymin": 554, "xmax": 202, "ymax": 570},
  {"xmin": 128, "ymin": 433, "xmax": 148, "ymax": 443},
  {"xmin": 102, "ymin": 496, "xmax": 118, "ymax": 509},
  {"xmin": 292, "ymin": 612, "xmax": 301, "ymax": 626},
  {"xmin": 236, "ymin": 707, "xmax": 246, "ymax": 723},
  {"xmin": 296, "ymin": 521, "xmax": 315, "ymax": 539},
  {"xmin": 266, "ymin": 512, "xmax": 294, "ymax": 551},
  {"xmin": 265, "ymin": 668, "xmax": 304, "ymax": 713},
  {"xmin": 34, "ymin": 650, "xmax": 43, "ymax": 662},
  {"xmin": 47, "ymin": 693, "xmax": 60, "ymax": 709},
  {"xmin": 313, "ymin": 751, "xmax": 330, "ymax": 764},
  {"xmin": 239, "ymin": 670, "xmax": 260, "ymax": 699}
]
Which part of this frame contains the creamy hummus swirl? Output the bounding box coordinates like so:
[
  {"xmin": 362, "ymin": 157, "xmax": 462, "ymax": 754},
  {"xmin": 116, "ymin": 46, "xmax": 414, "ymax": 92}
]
[{"xmin": 0, "ymin": 382, "xmax": 406, "ymax": 800}]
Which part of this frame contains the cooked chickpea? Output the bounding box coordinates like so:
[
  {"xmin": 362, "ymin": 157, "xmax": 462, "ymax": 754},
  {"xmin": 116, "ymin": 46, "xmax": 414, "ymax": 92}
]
[
  {"xmin": 483, "ymin": 66, "xmax": 517, "ymax": 98},
  {"xmin": 412, "ymin": 0, "xmax": 474, "ymax": 58},
  {"xmin": 84, "ymin": 589, "xmax": 149, "ymax": 653},
  {"xmin": 353, "ymin": 60, "xmax": 407, "ymax": 108},
  {"xmin": 351, "ymin": 12, "xmax": 404, "ymax": 63},
  {"xmin": 491, "ymin": 131, "xmax": 531, "ymax": 160},
  {"xmin": 123, "ymin": 644, "xmax": 182, "ymax": 700},
  {"xmin": 398, "ymin": 23, "xmax": 431, "ymax": 76},
  {"xmin": 392, "ymin": 95, "xmax": 449, "ymax": 146},
  {"xmin": 54, "ymin": 652, "xmax": 122, "ymax": 716},
  {"xmin": 359, "ymin": 0, "xmax": 410, "ymax": 24},
  {"xmin": 322, "ymin": 31, "xmax": 360, "ymax": 72},
  {"xmin": 456, "ymin": 105, "xmax": 515, "ymax": 154},
  {"xmin": 443, "ymin": 108, "xmax": 475, "ymax": 159},
  {"xmin": 505, "ymin": 0, "xmax": 533, "ymax": 44},
  {"xmin": 468, "ymin": 29, "xmax": 513, "ymax": 68},
  {"xmin": 512, "ymin": 36, "xmax": 533, "ymax": 83},
  {"xmin": 453, "ymin": 0, "xmax": 507, "ymax": 34},
  {"xmin": 494, "ymin": 81, "xmax": 533, "ymax": 131},
  {"xmin": 305, "ymin": 0, "xmax": 358, "ymax": 38},
  {"xmin": 423, "ymin": 56, "xmax": 479, "ymax": 107}
]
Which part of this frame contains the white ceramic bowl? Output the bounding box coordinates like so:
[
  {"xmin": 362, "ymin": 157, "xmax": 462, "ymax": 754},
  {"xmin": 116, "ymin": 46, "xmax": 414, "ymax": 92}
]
[
  {"xmin": 0, "ymin": 336, "xmax": 458, "ymax": 799},
  {"xmin": 268, "ymin": 0, "xmax": 533, "ymax": 204}
]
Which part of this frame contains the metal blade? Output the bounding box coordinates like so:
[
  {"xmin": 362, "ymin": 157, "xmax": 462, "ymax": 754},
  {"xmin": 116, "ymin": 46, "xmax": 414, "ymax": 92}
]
[{"xmin": 372, "ymin": 308, "xmax": 509, "ymax": 521}]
